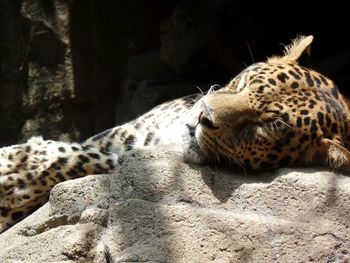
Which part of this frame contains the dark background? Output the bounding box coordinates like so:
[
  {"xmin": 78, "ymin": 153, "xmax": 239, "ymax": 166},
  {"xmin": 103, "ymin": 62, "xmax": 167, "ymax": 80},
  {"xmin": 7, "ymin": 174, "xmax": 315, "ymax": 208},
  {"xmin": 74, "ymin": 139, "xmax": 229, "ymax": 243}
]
[{"xmin": 0, "ymin": 0, "xmax": 348, "ymax": 146}]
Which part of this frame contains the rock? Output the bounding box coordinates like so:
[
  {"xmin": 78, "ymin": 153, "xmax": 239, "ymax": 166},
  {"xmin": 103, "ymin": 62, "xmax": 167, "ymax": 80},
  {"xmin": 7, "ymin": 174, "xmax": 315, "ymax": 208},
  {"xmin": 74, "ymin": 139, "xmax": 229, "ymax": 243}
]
[
  {"xmin": 0, "ymin": 0, "xmax": 176, "ymax": 146},
  {"xmin": 0, "ymin": 1, "xmax": 30, "ymax": 146},
  {"xmin": 0, "ymin": 147, "xmax": 349, "ymax": 262}
]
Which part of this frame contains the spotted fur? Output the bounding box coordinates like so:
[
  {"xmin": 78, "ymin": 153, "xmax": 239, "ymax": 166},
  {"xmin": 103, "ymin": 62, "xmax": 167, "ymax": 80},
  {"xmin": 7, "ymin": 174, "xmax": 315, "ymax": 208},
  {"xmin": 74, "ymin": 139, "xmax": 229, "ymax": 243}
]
[{"xmin": 1, "ymin": 35, "xmax": 349, "ymax": 232}]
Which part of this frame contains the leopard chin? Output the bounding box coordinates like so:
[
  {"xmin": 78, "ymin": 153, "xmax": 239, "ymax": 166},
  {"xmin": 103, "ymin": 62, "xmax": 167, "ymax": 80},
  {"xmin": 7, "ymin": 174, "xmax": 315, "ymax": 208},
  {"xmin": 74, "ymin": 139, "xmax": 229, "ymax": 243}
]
[{"xmin": 181, "ymin": 125, "xmax": 207, "ymax": 165}]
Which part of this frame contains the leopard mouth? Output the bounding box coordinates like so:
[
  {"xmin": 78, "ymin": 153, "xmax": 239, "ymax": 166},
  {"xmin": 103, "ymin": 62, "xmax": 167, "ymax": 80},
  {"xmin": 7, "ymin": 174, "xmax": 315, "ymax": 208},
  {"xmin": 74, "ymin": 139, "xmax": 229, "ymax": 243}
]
[{"xmin": 181, "ymin": 122, "xmax": 208, "ymax": 164}]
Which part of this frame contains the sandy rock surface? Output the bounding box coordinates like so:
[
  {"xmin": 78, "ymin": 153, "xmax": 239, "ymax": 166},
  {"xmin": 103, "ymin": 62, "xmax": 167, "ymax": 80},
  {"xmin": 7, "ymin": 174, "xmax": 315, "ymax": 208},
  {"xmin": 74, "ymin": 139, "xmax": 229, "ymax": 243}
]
[{"xmin": 0, "ymin": 147, "xmax": 349, "ymax": 262}]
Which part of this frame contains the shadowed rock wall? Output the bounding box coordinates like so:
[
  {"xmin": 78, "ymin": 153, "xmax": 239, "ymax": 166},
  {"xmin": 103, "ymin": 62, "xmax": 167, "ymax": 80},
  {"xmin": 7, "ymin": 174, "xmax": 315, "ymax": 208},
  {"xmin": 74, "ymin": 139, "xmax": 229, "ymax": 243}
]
[{"xmin": 0, "ymin": 0, "xmax": 348, "ymax": 146}]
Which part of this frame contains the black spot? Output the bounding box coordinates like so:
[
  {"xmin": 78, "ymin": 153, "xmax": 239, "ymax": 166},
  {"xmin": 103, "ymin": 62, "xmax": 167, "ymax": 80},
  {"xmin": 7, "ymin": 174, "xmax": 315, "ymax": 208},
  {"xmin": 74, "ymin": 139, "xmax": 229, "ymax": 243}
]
[
  {"xmin": 257, "ymin": 85, "xmax": 265, "ymax": 93},
  {"xmin": 49, "ymin": 177, "xmax": 57, "ymax": 184},
  {"xmin": 34, "ymin": 189, "xmax": 43, "ymax": 194},
  {"xmin": 319, "ymin": 75, "xmax": 329, "ymax": 86},
  {"xmin": 17, "ymin": 179, "xmax": 26, "ymax": 189},
  {"xmin": 331, "ymin": 123, "xmax": 338, "ymax": 133},
  {"xmin": 291, "ymin": 82, "xmax": 299, "ymax": 89},
  {"xmin": 23, "ymin": 195, "xmax": 31, "ymax": 200},
  {"xmin": 296, "ymin": 117, "xmax": 302, "ymax": 128},
  {"xmin": 243, "ymin": 159, "xmax": 251, "ymax": 167},
  {"xmin": 1, "ymin": 208, "xmax": 10, "ymax": 217},
  {"xmin": 120, "ymin": 131, "xmax": 127, "ymax": 139},
  {"xmin": 41, "ymin": 171, "xmax": 50, "ymax": 177},
  {"xmin": 267, "ymin": 153, "xmax": 278, "ymax": 161},
  {"xmin": 58, "ymin": 146, "xmax": 66, "ymax": 153},
  {"xmin": 55, "ymin": 172, "xmax": 65, "ymax": 181},
  {"xmin": 314, "ymin": 77, "xmax": 321, "ymax": 87},
  {"xmin": 30, "ymin": 179, "xmax": 37, "ymax": 185},
  {"xmin": 278, "ymin": 155, "xmax": 292, "ymax": 166},
  {"xmin": 12, "ymin": 211, "xmax": 24, "ymax": 220},
  {"xmin": 134, "ymin": 122, "xmax": 142, "ymax": 130},
  {"xmin": 299, "ymin": 134, "xmax": 309, "ymax": 144},
  {"xmin": 71, "ymin": 146, "xmax": 79, "ymax": 151},
  {"xmin": 288, "ymin": 70, "xmax": 301, "ymax": 80},
  {"xmin": 174, "ymin": 107, "xmax": 183, "ymax": 113},
  {"xmin": 274, "ymin": 103, "xmax": 283, "ymax": 110},
  {"xmin": 58, "ymin": 157, "xmax": 68, "ymax": 165},
  {"xmin": 271, "ymin": 141, "xmax": 284, "ymax": 153},
  {"xmin": 304, "ymin": 117, "xmax": 310, "ymax": 125},
  {"xmin": 103, "ymin": 142, "xmax": 112, "ymax": 153},
  {"xmin": 315, "ymin": 95, "xmax": 321, "ymax": 101},
  {"xmin": 25, "ymin": 146, "xmax": 31, "ymax": 152},
  {"xmin": 67, "ymin": 169, "xmax": 78, "ymax": 178},
  {"xmin": 287, "ymin": 131, "xmax": 295, "ymax": 139},
  {"xmin": 309, "ymin": 99, "xmax": 316, "ymax": 109},
  {"xmin": 106, "ymin": 159, "xmax": 115, "ymax": 169},
  {"xmin": 317, "ymin": 112, "xmax": 324, "ymax": 126},
  {"xmin": 331, "ymin": 87, "xmax": 339, "ymax": 99},
  {"xmin": 289, "ymin": 147, "xmax": 296, "ymax": 152},
  {"xmin": 20, "ymin": 156, "xmax": 28, "ymax": 163},
  {"xmin": 125, "ymin": 135, "xmax": 136, "ymax": 151},
  {"xmin": 260, "ymin": 161, "xmax": 274, "ymax": 169},
  {"xmin": 78, "ymin": 155, "xmax": 90, "ymax": 163},
  {"xmin": 300, "ymin": 110, "xmax": 309, "ymax": 115},
  {"xmin": 93, "ymin": 163, "xmax": 105, "ymax": 174},
  {"xmin": 26, "ymin": 173, "xmax": 33, "ymax": 181},
  {"xmin": 144, "ymin": 132, "xmax": 155, "ymax": 146},
  {"xmin": 49, "ymin": 161, "xmax": 59, "ymax": 170},
  {"xmin": 325, "ymin": 105, "xmax": 331, "ymax": 113},
  {"xmin": 268, "ymin": 78, "xmax": 276, "ymax": 85},
  {"xmin": 73, "ymin": 163, "xmax": 86, "ymax": 173},
  {"xmin": 90, "ymin": 129, "xmax": 111, "ymax": 142},
  {"xmin": 325, "ymin": 115, "xmax": 332, "ymax": 127},
  {"xmin": 144, "ymin": 113, "xmax": 155, "ymax": 119},
  {"xmin": 304, "ymin": 72, "xmax": 314, "ymax": 86},
  {"xmin": 110, "ymin": 127, "xmax": 122, "ymax": 138},
  {"xmin": 281, "ymin": 113, "xmax": 289, "ymax": 122},
  {"xmin": 310, "ymin": 120, "xmax": 318, "ymax": 133},
  {"xmin": 88, "ymin": 153, "xmax": 100, "ymax": 159},
  {"xmin": 30, "ymin": 165, "xmax": 38, "ymax": 169},
  {"xmin": 277, "ymin": 73, "xmax": 289, "ymax": 83}
]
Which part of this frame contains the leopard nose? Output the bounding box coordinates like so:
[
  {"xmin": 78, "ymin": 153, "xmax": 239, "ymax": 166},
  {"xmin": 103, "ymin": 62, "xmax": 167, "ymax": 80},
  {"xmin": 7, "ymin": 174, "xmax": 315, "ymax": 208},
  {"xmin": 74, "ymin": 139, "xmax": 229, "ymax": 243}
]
[{"xmin": 198, "ymin": 111, "xmax": 218, "ymax": 130}]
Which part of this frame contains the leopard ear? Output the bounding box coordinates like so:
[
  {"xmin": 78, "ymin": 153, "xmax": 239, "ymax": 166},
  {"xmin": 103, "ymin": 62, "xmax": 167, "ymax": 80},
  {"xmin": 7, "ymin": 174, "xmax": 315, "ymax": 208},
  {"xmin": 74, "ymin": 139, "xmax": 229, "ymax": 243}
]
[
  {"xmin": 282, "ymin": 35, "xmax": 313, "ymax": 62},
  {"xmin": 320, "ymin": 138, "xmax": 350, "ymax": 172},
  {"xmin": 268, "ymin": 35, "xmax": 314, "ymax": 63}
]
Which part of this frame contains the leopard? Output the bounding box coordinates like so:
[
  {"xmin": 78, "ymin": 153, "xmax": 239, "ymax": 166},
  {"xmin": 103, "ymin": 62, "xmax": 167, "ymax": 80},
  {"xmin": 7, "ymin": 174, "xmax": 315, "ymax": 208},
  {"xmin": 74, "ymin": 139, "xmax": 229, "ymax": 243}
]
[{"xmin": 1, "ymin": 35, "xmax": 350, "ymax": 233}]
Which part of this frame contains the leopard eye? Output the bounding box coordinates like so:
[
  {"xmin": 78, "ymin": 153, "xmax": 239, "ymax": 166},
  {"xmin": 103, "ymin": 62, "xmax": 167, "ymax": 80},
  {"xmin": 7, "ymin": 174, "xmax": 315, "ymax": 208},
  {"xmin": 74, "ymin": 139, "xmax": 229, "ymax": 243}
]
[{"xmin": 198, "ymin": 112, "xmax": 219, "ymax": 130}]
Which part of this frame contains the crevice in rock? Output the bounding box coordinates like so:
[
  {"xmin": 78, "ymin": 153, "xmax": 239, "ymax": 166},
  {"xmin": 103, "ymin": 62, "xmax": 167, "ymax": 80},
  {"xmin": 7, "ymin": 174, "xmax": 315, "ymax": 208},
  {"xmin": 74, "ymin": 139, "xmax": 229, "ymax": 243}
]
[{"xmin": 19, "ymin": 213, "xmax": 80, "ymax": 237}]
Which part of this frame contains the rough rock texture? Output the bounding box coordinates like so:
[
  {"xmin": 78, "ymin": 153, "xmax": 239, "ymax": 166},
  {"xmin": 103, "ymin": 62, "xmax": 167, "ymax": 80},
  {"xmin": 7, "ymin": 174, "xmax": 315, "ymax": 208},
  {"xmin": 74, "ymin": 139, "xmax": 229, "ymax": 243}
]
[
  {"xmin": 0, "ymin": 147, "xmax": 349, "ymax": 262},
  {"xmin": 0, "ymin": 0, "xmax": 176, "ymax": 146}
]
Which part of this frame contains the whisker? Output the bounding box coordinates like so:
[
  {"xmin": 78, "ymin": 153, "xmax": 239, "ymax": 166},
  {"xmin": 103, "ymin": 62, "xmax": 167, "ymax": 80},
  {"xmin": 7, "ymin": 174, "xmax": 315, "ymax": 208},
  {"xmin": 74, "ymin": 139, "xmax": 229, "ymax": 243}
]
[
  {"xmin": 195, "ymin": 86, "xmax": 205, "ymax": 95},
  {"xmin": 275, "ymin": 118, "xmax": 293, "ymax": 128},
  {"xmin": 208, "ymin": 84, "xmax": 222, "ymax": 94},
  {"xmin": 246, "ymin": 41, "xmax": 255, "ymax": 63}
]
